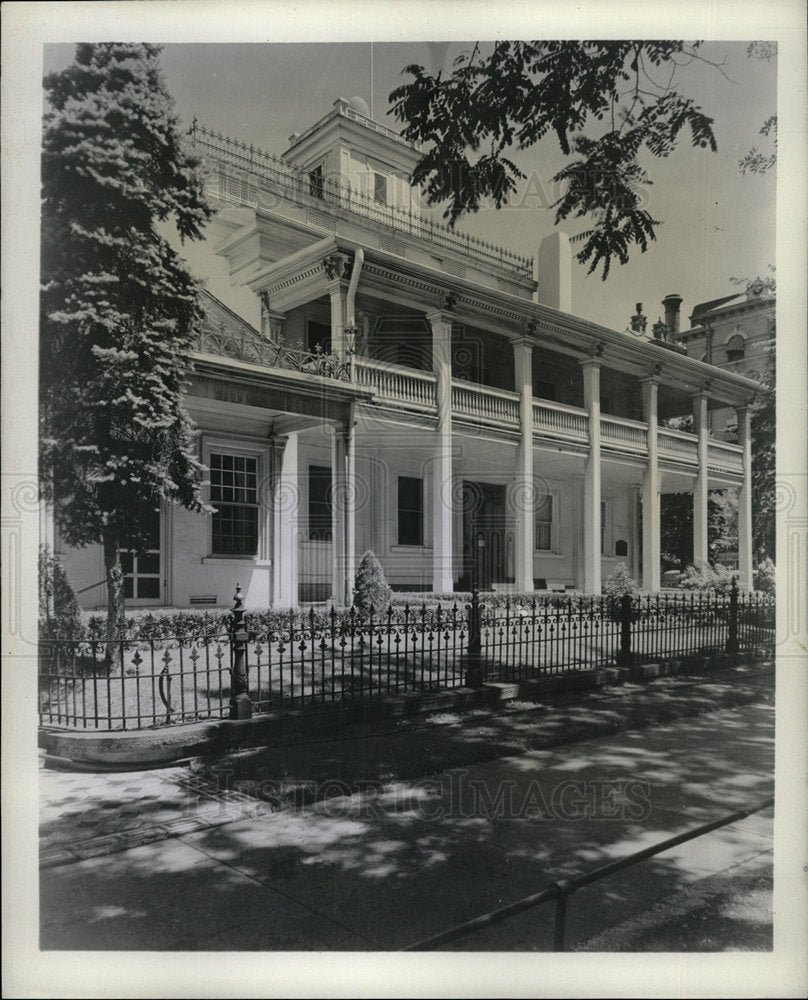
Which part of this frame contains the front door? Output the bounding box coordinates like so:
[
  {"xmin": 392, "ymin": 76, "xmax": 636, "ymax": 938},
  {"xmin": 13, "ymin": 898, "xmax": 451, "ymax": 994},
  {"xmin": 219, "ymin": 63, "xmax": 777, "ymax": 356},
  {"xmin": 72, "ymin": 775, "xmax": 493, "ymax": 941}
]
[{"xmin": 462, "ymin": 481, "xmax": 507, "ymax": 590}]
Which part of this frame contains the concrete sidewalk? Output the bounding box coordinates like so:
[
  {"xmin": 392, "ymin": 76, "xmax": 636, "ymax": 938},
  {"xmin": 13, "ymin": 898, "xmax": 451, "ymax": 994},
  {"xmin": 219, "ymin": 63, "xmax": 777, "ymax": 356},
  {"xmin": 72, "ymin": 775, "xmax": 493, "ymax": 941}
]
[{"xmin": 39, "ymin": 662, "xmax": 774, "ymax": 951}]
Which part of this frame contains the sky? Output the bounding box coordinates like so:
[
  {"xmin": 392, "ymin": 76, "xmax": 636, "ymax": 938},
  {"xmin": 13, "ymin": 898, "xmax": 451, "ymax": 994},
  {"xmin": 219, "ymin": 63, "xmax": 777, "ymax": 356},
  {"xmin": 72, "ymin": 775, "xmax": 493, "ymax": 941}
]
[{"xmin": 40, "ymin": 36, "xmax": 777, "ymax": 334}]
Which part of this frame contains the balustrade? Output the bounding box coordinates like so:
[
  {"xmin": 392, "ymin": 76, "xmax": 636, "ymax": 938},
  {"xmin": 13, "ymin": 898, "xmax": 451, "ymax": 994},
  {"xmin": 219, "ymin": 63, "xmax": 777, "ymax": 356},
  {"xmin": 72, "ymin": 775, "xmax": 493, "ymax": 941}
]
[
  {"xmin": 354, "ymin": 358, "xmax": 437, "ymax": 409},
  {"xmin": 532, "ymin": 401, "xmax": 589, "ymax": 441},
  {"xmin": 600, "ymin": 415, "xmax": 648, "ymax": 452},
  {"xmin": 707, "ymin": 442, "xmax": 744, "ymax": 474},
  {"xmin": 194, "ymin": 318, "xmax": 351, "ymax": 381},
  {"xmin": 452, "ymin": 381, "xmax": 520, "ymax": 426},
  {"xmin": 658, "ymin": 428, "xmax": 699, "ymax": 464}
]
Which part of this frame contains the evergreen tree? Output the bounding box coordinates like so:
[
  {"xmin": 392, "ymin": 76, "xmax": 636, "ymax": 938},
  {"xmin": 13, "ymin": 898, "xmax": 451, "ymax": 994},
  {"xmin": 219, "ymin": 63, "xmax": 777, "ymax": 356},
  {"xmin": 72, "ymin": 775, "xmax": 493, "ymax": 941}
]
[
  {"xmin": 40, "ymin": 43, "xmax": 212, "ymax": 652},
  {"xmin": 352, "ymin": 551, "xmax": 392, "ymax": 613}
]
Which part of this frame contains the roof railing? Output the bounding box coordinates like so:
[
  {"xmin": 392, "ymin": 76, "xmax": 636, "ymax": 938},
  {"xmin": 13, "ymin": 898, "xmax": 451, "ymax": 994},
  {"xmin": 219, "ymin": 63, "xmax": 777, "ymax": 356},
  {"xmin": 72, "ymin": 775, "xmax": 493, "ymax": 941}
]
[{"xmin": 188, "ymin": 121, "xmax": 534, "ymax": 279}]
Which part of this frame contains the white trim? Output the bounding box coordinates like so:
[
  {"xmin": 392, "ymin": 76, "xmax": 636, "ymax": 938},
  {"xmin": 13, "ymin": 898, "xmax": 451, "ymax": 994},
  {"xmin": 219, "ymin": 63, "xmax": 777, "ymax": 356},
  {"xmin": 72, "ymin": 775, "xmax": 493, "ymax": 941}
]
[{"xmin": 201, "ymin": 434, "xmax": 271, "ymax": 561}]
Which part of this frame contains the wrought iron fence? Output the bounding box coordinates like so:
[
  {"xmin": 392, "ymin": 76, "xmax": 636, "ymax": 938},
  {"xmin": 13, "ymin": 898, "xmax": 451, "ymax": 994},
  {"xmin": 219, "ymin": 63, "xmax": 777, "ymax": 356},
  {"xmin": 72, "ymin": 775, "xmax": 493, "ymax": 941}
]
[{"xmin": 38, "ymin": 581, "xmax": 774, "ymax": 731}]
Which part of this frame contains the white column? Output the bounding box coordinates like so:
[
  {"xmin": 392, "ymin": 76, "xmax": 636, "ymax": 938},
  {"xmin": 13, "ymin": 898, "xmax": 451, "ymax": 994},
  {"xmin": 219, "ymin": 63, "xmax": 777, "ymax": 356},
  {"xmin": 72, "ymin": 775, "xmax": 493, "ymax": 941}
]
[
  {"xmin": 581, "ymin": 358, "xmax": 602, "ymax": 594},
  {"xmin": 330, "ymin": 422, "xmax": 350, "ymax": 606},
  {"xmin": 345, "ymin": 413, "xmax": 356, "ymax": 602},
  {"xmin": 428, "ymin": 310, "xmax": 454, "ymax": 593},
  {"xmin": 641, "ymin": 377, "xmax": 661, "ymax": 591},
  {"xmin": 629, "ymin": 485, "xmax": 642, "ymax": 582},
  {"xmin": 513, "ymin": 337, "xmax": 534, "ymax": 592},
  {"xmin": 326, "ymin": 278, "xmax": 347, "ymax": 357},
  {"xmin": 692, "ymin": 391, "xmax": 710, "ymax": 570},
  {"xmin": 272, "ymin": 433, "xmax": 299, "ymax": 609},
  {"xmin": 736, "ymin": 404, "xmax": 754, "ymax": 590}
]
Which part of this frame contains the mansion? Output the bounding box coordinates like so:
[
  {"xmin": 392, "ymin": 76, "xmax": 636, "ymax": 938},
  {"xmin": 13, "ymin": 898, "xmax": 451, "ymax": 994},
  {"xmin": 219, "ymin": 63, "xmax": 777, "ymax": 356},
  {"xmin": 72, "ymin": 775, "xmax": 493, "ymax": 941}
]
[{"xmin": 56, "ymin": 96, "xmax": 765, "ymax": 609}]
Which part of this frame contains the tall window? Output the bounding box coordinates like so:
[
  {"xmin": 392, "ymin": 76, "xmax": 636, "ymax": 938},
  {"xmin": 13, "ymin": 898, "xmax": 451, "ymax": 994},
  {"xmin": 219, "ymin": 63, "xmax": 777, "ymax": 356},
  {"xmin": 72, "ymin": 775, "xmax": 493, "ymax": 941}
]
[
  {"xmin": 374, "ymin": 172, "xmax": 387, "ymax": 205},
  {"xmin": 601, "ymin": 499, "xmax": 608, "ymax": 555},
  {"xmin": 535, "ymin": 494, "xmax": 553, "ymax": 551},
  {"xmin": 309, "ymin": 164, "xmax": 324, "ymax": 199},
  {"xmin": 210, "ymin": 453, "xmax": 258, "ymax": 556},
  {"xmin": 309, "ymin": 465, "xmax": 332, "ymax": 541},
  {"xmin": 397, "ymin": 476, "xmax": 423, "ymax": 546}
]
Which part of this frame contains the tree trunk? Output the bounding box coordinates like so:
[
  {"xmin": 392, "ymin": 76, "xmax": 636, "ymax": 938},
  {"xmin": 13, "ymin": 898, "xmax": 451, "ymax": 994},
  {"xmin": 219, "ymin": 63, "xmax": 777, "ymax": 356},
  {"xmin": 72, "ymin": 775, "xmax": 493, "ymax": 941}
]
[{"xmin": 102, "ymin": 530, "xmax": 126, "ymax": 668}]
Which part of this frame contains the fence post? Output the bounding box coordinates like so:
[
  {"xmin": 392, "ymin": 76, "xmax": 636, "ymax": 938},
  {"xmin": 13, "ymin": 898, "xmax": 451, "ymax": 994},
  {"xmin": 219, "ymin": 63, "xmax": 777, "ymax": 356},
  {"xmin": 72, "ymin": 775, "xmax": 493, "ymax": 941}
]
[
  {"xmin": 551, "ymin": 879, "xmax": 572, "ymax": 951},
  {"xmin": 617, "ymin": 593, "xmax": 633, "ymax": 666},
  {"xmin": 229, "ymin": 582, "xmax": 252, "ymax": 719},
  {"xmin": 726, "ymin": 576, "xmax": 739, "ymax": 662},
  {"xmin": 464, "ymin": 587, "xmax": 484, "ymax": 687}
]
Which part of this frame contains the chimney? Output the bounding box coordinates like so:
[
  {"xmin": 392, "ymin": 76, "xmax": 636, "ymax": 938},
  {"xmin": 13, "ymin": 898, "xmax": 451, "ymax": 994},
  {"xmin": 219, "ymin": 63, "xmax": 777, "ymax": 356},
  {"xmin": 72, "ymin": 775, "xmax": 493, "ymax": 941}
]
[
  {"xmin": 662, "ymin": 294, "xmax": 683, "ymax": 337},
  {"xmin": 535, "ymin": 232, "xmax": 572, "ymax": 313}
]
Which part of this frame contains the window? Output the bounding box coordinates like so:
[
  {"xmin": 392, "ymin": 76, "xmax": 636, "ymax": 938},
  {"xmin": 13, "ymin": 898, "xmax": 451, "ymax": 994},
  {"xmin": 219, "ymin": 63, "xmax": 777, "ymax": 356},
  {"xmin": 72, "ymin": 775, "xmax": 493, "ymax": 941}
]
[
  {"xmin": 210, "ymin": 453, "xmax": 259, "ymax": 556},
  {"xmin": 308, "ymin": 465, "xmax": 332, "ymax": 541},
  {"xmin": 726, "ymin": 334, "xmax": 745, "ymax": 362},
  {"xmin": 309, "ymin": 164, "xmax": 324, "ymax": 199},
  {"xmin": 601, "ymin": 500, "xmax": 608, "ymax": 555},
  {"xmin": 374, "ymin": 172, "xmax": 387, "ymax": 205},
  {"xmin": 535, "ymin": 494, "xmax": 553, "ymax": 551},
  {"xmin": 397, "ymin": 476, "xmax": 423, "ymax": 546}
]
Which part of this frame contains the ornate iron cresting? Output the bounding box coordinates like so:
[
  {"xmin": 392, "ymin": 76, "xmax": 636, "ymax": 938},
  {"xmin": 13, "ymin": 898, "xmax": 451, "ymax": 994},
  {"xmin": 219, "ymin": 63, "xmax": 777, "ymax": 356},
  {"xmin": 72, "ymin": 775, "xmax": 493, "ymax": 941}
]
[
  {"xmin": 196, "ymin": 316, "xmax": 352, "ymax": 381},
  {"xmin": 187, "ymin": 122, "xmax": 534, "ymax": 279}
]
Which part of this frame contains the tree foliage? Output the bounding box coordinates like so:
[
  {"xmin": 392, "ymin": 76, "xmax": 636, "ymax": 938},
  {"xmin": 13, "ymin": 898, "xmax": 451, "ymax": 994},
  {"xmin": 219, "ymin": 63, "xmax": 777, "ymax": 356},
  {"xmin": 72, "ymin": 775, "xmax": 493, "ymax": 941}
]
[
  {"xmin": 38, "ymin": 545, "xmax": 82, "ymax": 640},
  {"xmin": 739, "ymin": 42, "xmax": 777, "ymax": 176},
  {"xmin": 40, "ymin": 43, "xmax": 212, "ymax": 643},
  {"xmin": 389, "ymin": 41, "xmax": 718, "ymax": 278}
]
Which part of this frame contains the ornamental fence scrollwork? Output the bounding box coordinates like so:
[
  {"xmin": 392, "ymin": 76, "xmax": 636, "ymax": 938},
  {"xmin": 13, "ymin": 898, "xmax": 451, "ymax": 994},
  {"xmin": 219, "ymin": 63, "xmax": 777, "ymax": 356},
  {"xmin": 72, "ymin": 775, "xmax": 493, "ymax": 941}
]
[{"xmin": 196, "ymin": 318, "xmax": 352, "ymax": 381}]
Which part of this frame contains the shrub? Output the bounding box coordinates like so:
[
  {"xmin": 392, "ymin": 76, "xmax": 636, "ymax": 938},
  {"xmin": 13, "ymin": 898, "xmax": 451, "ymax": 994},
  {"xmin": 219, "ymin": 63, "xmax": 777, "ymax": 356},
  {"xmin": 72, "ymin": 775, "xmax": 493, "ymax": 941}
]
[
  {"xmin": 352, "ymin": 550, "xmax": 392, "ymax": 612},
  {"xmin": 754, "ymin": 557, "xmax": 776, "ymax": 594},
  {"xmin": 678, "ymin": 563, "xmax": 736, "ymax": 594},
  {"xmin": 603, "ymin": 563, "xmax": 640, "ymax": 600},
  {"xmin": 39, "ymin": 545, "xmax": 82, "ymax": 640}
]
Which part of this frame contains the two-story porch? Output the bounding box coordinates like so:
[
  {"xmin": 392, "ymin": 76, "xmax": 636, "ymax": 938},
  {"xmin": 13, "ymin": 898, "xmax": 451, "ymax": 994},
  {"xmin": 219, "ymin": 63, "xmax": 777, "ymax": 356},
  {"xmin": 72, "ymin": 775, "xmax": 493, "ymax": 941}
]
[{"xmin": 57, "ymin": 105, "xmax": 763, "ymax": 609}]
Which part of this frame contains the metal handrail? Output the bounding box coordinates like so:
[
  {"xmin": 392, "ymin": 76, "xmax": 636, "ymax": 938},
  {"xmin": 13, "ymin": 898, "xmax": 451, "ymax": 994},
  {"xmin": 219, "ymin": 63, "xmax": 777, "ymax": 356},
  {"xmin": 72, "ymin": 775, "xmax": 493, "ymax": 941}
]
[{"xmin": 402, "ymin": 796, "xmax": 774, "ymax": 952}]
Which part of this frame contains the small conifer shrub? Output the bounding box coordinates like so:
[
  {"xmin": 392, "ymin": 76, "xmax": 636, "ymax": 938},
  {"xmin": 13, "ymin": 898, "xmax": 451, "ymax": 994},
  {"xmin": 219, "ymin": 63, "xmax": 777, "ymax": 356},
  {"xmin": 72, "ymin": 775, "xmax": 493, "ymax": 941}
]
[{"xmin": 352, "ymin": 550, "xmax": 392, "ymax": 613}]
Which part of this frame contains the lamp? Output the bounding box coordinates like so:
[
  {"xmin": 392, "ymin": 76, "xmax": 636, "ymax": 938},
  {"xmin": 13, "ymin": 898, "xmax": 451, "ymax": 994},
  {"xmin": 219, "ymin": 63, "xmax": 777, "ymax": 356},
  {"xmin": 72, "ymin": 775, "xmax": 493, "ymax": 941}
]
[{"xmin": 343, "ymin": 324, "xmax": 358, "ymax": 356}]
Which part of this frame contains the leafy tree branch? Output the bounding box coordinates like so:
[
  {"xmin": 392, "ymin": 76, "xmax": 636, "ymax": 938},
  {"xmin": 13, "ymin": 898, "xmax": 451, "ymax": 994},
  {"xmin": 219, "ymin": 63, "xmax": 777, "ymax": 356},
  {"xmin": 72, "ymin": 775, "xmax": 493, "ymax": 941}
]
[{"xmin": 389, "ymin": 41, "xmax": 720, "ymax": 278}]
